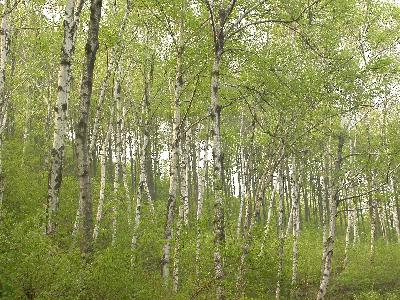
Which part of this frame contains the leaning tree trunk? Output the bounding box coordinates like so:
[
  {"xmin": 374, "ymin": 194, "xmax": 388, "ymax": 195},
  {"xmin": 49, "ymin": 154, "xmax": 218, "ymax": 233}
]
[
  {"xmin": 75, "ymin": 0, "xmax": 102, "ymax": 257},
  {"xmin": 317, "ymin": 130, "xmax": 345, "ymax": 300},
  {"xmin": 46, "ymin": 0, "xmax": 84, "ymax": 235}
]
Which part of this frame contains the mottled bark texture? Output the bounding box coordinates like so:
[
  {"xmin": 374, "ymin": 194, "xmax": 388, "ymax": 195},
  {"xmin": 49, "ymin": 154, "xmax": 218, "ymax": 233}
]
[
  {"xmin": 317, "ymin": 131, "xmax": 345, "ymax": 300},
  {"xmin": 75, "ymin": 0, "xmax": 102, "ymax": 257},
  {"xmin": 46, "ymin": 0, "xmax": 84, "ymax": 235},
  {"xmin": 161, "ymin": 17, "xmax": 183, "ymax": 279}
]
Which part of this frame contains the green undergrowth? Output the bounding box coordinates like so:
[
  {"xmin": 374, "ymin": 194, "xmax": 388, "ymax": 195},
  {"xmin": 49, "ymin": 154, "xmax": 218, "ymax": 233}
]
[{"xmin": 1, "ymin": 145, "xmax": 400, "ymax": 299}]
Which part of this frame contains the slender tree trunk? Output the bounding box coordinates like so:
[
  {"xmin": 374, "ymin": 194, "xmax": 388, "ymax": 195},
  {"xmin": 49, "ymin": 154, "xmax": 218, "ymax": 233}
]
[
  {"xmin": 343, "ymin": 191, "xmax": 352, "ymax": 268},
  {"xmin": 236, "ymin": 146, "xmax": 245, "ymax": 238},
  {"xmin": 317, "ymin": 131, "xmax": 345, "ymax": 300},
  {"xmin": 173, "ymin": 206, "xmax": 183, "ymax": 293},
  {"xmin": 111, "ymin": 68, "xmax": 122, "ymax": 246},
  {"xmin": 235, "ymin": 172, "xmax": 252, "ymax": 298},
  {"xmin": 303, "ymin": 169, "xmax": 310, "ymax": 223},
  {"xmin": 276, "ymin": 156, "xmax": 285, "ymax": 300},
  {"xmin": 128, "ymin": 134, "xmax": 135, "ymax": 193},
  {"xmin": 131, "ymin": 106, "xmax": 153, "ymax": 263},
  {"xmin": 89, "ymin": 1, "xmax": 132, "ymax": 158},
  {"xmin": 131, "ymin": 129, "xmax": 152, "ymax": 251},
  {"xmin": 46, "ymin": 0, "xmax": 84, "ymax": 235},
  {"xmin": 259, "ymin": 184, "xmax": 276, "ymax": 256},
  {"xmin": 180, "ymin": 125, "xmax": 190, "ymax": 226},
  {"xmin": 210, "ymin": 22, "xmax": 226, "ymax": 300},
  {"xmin": 0, "ymin": 0, "xmax": 10, "ymax": 212},
  {"xmin": 378, "ymin": 203, "xmax": 388, "ymax": 243},
  {"xmin": 195, "ymin": 138, "xmax": 206, "ymax": 279},
  {"xmin": 161, "ymin": 20, "xmax": 183, "ymax": 279},
  {"xmin": 120, "ymin": 109, "xmax": 132, "ymax": 227},
  {"xmin": 93, "ymin": 121, "xmax": 111, "ymax": 241},
  {"xmin": 190, "ymin": 127, "xmax": 199, "ymax": 205},
  {"xmin": 142, "ymin": 58, "xmax": 156, "ymax": 204},
  {"xmin": 75, "ymin": 0, "xmax": 102, "ymax": 257},
  {"xmin": 21, "ymin": 97, "xmax": 31, "ymax": 164},
  {"xmin": 367, "ymin": 175, "xmax": 376, "ymax": 258},
  {"xmin": 236, "ymin": 112, "xmax": 245, "ymax": 237},
  {"xmin": 344, "ymin": 135, "xmax": 357, "ymax": 267},
  {"xmin": 290, "ymin": 156, "xmax": 300, "ymax": 298},
  {"xmin": 320, "ymin": 157, "xmax": 330, "ymax": 277},
  {"xmin": 391, "ymin": 177, "xmax": 400, "ymax": 242}
]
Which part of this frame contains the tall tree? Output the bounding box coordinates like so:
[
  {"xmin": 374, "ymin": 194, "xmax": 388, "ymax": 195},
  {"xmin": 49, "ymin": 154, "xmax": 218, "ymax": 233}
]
[
  {"xmin": 75, "ymin": 0, "xmax": 102, "ymax": 256},
  {"xmin": 0, "ymin": 0, "xmax": 10, "ymax": 211},
  {"xmin": 46, "ymin": 0, "xmax": 84, "ymax": 234}
]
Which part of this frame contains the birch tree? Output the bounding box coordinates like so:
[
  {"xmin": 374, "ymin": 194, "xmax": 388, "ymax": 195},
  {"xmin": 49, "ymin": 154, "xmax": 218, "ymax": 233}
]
[
  {"xmin": 75, "ymin": 0, "xmax": 102, "ymax": 256},
  {"xmin": 0, "ymin": 0, "xmax": 10, "ymax": 211},
  {"xmin": 45, "ymin": 0, "xmax": 84, "ymax": 235},
  {"xmin": 317, "ymin": 128, "xmax": 345, "ymax": 300},
  {"xmin": 161, "ymin": 4, "xmax": 184, "ymax": 279}
]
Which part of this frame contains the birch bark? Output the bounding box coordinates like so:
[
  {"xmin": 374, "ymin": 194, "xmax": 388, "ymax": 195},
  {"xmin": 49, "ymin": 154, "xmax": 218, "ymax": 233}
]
[
  {"xmin": 111, "ymin": 67, "xmax": 122, "ymax": 246},
  {"xmin": 276, "ymin": 158, "xmax": 285, "ymax": 300},
  {"xmin": 46, "ymin": 0, "xmax": 84, "ymax": 234},
  {"xmin": 290, "ymin": 156, "xmax": 300, "ymax": 297},
  {"xmin": 173, "ymin": 206, "xmax": 183, "ymax": 292},
  {"xmin": 93, "ymin": 123, "xmax": 111, "ymax": 241},
  {"xmin": 195, "ymin": 138, "xmax": 206, "ymax": 279},
  {"xmin": 180, "ymin": 125, "xmax": 190, "ymax": 226},
  {"xmin": 161, "ymin": 16, "xmax": 183, "ymax": 279},
  {"xmin": 317, "ymin": 131, "xmax": 345, "ymax": 300}
]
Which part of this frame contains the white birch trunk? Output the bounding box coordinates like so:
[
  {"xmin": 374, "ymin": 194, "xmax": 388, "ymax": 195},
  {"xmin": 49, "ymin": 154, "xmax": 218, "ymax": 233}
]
[
  {"xmin": 46, "ymin": 0, "xmax": 84, "ymax": 235},
  {"xmin": 291, "ymin": 156, "xmax": 300, "ymax": 297},
  {"xmin": 391, "ymin": 177, "xmax": 400, "ymax": 242},
  {"xmin": 317, "ymin": 132, "xmax": 345, "ymax": 300},
  {"xmin": 21, "ymin": 97, "xmax": 31, "ymax": 165},
  {"xmin": 180, "ymin": 126, "xmax": 190, "ymax": 227},
  {"xmin": 320, "ymin": 159, "xmax": 329, "ymax": 277},
  {"xmin": 259, "ymin": 184, "xmax": 276, "ymax": 256},
  {"xmin": 343, "ymin": 191, "xmax": 352, "ymax": 268},
  {"xmin": 111, "ymin": 70, "xmax": 122, "ymax": 246},
  {"xmin": 378, "ymin": 204, "xmax": 388, "ymax": 243},
  {"xmin": 93, "ymin": 125, "xmax": 111, "ymax": 241},
  {"xmin": 173, "ymin": 206, "xmax": 183, "ymax": 293},
  {"xmin": 131, "ymin": 126, "xmax": 152, "ymax": 262},
  {"xmin": 236, "ymin": 112, "xmax": 245, "ymax": 237},
  {"xmin": 161, "ymin": 22, "xmax": 183, "ymax": 279},
  {"xmin": 276, "ymin": 163, "xmax": 285, "ymax": 300},
  {"xmin": 195, "ymin": 138, "xmax": 207, "ymax": 279}
]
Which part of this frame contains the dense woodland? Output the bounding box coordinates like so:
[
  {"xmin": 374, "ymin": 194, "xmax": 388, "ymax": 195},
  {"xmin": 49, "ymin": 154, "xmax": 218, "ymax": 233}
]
[{"xmin": 0, "ymin": 0, "xmax": 400, "ymax": 299}]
